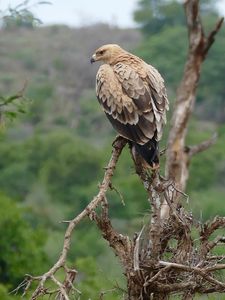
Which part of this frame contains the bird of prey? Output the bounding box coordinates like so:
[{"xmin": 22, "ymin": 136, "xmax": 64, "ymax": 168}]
[{"xmin": 91, "ymin": 44, "xmax": 169, "ymax": 168}]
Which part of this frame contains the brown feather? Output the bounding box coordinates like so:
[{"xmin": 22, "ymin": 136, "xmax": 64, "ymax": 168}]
[{"xmin": 95, "ymin": 45, "xmax": 169, "ymax": 145}]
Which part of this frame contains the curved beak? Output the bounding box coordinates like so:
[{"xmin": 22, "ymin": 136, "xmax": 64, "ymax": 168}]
[{"xmin": 90, "ymin": 54, "xmax": 96, "ymax": 64}]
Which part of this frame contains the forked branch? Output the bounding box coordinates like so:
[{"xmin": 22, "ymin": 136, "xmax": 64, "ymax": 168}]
[{"xmin": 16, "ymin": 137, "xmax": 127, "ymax": 300}]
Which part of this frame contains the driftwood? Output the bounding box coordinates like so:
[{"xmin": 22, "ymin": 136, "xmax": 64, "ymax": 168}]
[{"xmin": 14, "ymin": 0, "xmax": 224, "ymax": 299}]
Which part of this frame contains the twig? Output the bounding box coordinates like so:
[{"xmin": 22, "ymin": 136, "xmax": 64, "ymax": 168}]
[
  {"xmin": 159, "ymin": 261, "xmax": 225, "ymax": 289},
  {"xmin": 109, "ymin": 182, "xmax": 125, "ymax": 206},
  {"xmin": 134, "ymin": 226, "xmax": 145, "ymax": 271},
  {"xmin": 203, "ymin": 17, "xmax": 224, "ymax": 56},
  {"xmin": 169, "ymin": 182, "xmax": 189, "ymax": 202},
  {"xmin": 201, "ymin": 216, "xmax": 225, "ymax": 240},
  {"xmin": 99, "ymin": 288, "xmax": 117, "ymax": 299},
  {"xmin": 164, "ymin": 187, "xmax": 184, "ymax": 226},
  {"xmin": 16, "ymin": 137, "xmax": 127, "ymax": 300},
  {"xmin": 186, "ymin": 133, "xmax": 217, "ymax": 157},
  {"xmin": 51, "ymin": 275, "xmax": 69, "ymax": 300},
  {"xmin": 206, "ymin": 264, "xmax": 225, "ymax": 272},
  {"xmin": 207, "ymin": 255, "xmax": 225, "ymax": 262},
  {"xmin": 143, "ymin": 265, "xmax": 171, "ymax": 286},
  {"xmin": 204, "ymin": 236, "xmax": 225, "ymax": 253}
]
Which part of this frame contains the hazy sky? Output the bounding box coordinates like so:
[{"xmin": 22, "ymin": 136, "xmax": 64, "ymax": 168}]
[{"xmin": 1, "ymin": 0, "xmax": 225, "ymax": 28}]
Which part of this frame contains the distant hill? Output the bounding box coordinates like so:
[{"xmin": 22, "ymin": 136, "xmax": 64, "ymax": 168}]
[{"xmin": 0, "ymin": 24, "xmax": 141, "ymax": 139}]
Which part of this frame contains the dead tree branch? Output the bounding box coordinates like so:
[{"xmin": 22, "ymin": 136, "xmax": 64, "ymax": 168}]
[
  {"xmin": 162, "ymin": 0, "xmax": 224, "ymax": 220},
  {"xmin": 18, "ymin": 137, "xmax": 127, "ymax": 300},
  {"xmin": 165, "ymin": 0, "xmax": 223, "ymax": 192},
  {"xmin": 16, "ymin": 1, "xmax": 225, "ymax": 299},
  {"xmin": 17, "ymin": 134, "xmax": 225, "ymax": 299},
  {"xmin": 186, "ymin": 132, "xmax": 217, "ymax": 158}
]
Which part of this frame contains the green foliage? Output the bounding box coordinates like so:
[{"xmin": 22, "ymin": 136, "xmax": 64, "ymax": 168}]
[
  {"xmin": 190, "ymin": 187, "xmax": 225, "ymax": 221},
  {"xmin": 135, "ymin": 25, "xmax": 187, "ymax": 92},
  {"xmin": 0, "ymin": 140, "xmax": 36, "ymax": 199},
  {"xmin": 0, "ymin": 130, "xmax": 104, "ymax": 207},
  {"xmin": 0, "ymin": 284, "xmax": 19, "ymax": 300},
  {"xmin": 76, "ymin": 256, "xmax": 123, "ymax": 299},
  {"xmin": 0, "ymin": 194, "xmax": 47, "ymax": 287},
  {"xmin": 1, "ymin": 1, "xmax": 51, "ymax": 30},
  {"xmin": 26, "ymin": 81, "xmax": 53, "ymax": 124},
  {"xmin": 0, "ymin": 90, "xmax": 30, "ymax": 126},
  {"xmin": 38, "ymin": 131, "xmax": 103, "ymax": 206},
  {"xmin": 134, "ymin": 0, "xmax": 219, "ymax": 36},
  {"xmin": 108, "ymin": 146, "xmax": 149, "ymax": 219},
  {"xmin": 70, "ymin": 225, "xmax": 108, "ymax": 259},
  {"xmin": 134, "ymin": 0, "xmax": 186, "ymax": 36},
  {"xmin": 198, "ymin": 26, "xmax": 225, "ymax": 121},
  {"xmin": 187, "ymin": 123, "xmax": 225, "ymax": 191},
  {"xmin": 3, "ymin": 10, "xmax": 38, "ymax": 29},
  {"xmin": 76, "ymin": 90, "xmax": 113, "ymax": 142}
]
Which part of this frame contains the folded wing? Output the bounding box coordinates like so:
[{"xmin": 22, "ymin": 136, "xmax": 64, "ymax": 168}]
[{"xmin": 96, "ymin": 63, "xmax": 168, "ymax": 145}]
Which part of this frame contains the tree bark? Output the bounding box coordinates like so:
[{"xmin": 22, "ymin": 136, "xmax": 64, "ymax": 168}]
[{"xmin": 165, "ymin": 0, "xmax": 223, "ymax": 191}]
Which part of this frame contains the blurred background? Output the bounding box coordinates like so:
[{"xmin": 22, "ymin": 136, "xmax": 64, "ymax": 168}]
[{"xmin": 0, "ymin": 0, "xmax": 224, "ymax": 299}]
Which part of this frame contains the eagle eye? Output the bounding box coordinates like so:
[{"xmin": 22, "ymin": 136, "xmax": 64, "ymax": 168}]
[{"xmin": 99, "ymin": 50, "xmax": 105, "ymax": 55}]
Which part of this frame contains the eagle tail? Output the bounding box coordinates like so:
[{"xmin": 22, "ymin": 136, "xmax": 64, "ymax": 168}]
[{"xmin": 133, "ymin": 139, "xmax": 159, "ymax": 168}]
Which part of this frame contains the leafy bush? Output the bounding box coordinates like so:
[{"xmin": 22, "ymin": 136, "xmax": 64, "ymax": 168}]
[{"xmin": 0, "ymin": 194, "xmax": 48, "ymax": 287}]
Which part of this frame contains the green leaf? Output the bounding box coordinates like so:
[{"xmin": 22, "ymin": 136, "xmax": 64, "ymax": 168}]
[{"xmin": 4, "ymin": 111, "xmax": 17, "ymax": 120}]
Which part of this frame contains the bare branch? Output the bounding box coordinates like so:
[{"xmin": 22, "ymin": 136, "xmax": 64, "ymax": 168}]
[
  {"xmin": 95, "ymin": 195, "xmax": 132, "ymax": 268},
  {"xmin": 159, "ymin": 261, "xmax": 225, "ymax": 289},
  {"xmin": 143, "ymin": 265, "xmax": 171, "ymax": 286},
  {"xmin": 206, "ymin": 264, "xmax": 225, "ymax": 272},
  {"xmin": 99, "ymin": 288, "xmax": 117, "ymax": 300},
  {"xmin": 16, "ymin": 137, "xmax": 127, "ymax": 299},
  {"xmin": 186, "ymin": 133, "xmax": 217, "ymax": 157},
  {"xmin": 165, "ymin": 0, "xmax": 223, "ymax": 193},
  {"xmin": 134, "ymin": 226, "xmax": 145, "ymax": 271},
  {"xmin": 201, "ymin": 216, "xmax": 225, "ymax": 240},
  {"xmin": 203, "ymin": 17, "xmax": 224, "ymax": 56},
  {"xmin": 52, "ymin": 275, "xmax": 69, "ymax": 300}
]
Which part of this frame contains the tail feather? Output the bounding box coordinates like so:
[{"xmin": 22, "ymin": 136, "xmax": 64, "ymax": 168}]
[{"xmin": 133, "ymin": 139, "xmax": 159, "ymax": 168}]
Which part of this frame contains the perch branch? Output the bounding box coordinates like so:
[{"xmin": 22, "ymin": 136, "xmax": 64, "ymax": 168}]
[
  {"xmin": 94, "ymin": 195, "xmax": 132, "ymax": 269},
  {"xmin": 17, "ymin": 137, "xmax": 127, "ymax": 299}
]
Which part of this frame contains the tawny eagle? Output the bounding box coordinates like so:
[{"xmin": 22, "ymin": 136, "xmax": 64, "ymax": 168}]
[{"xmin": 91, "ymin": 44, "xmax": 169, "ymax": 168}]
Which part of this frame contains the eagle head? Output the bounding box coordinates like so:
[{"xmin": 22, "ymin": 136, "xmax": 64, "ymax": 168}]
[{"xmin": 90, "ymin": 44, "xmax": 124, "ymax": 65}]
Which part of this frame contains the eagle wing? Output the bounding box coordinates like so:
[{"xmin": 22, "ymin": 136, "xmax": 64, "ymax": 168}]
[{"xmin": 96, "ymin": 62, "xmax": 168, "ymax": 145}]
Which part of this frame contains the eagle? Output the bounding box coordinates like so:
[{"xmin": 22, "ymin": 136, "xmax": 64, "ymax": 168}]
[{"xmin": 91, "ymin": 44, "xmax": 169, "ymax": 168}]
